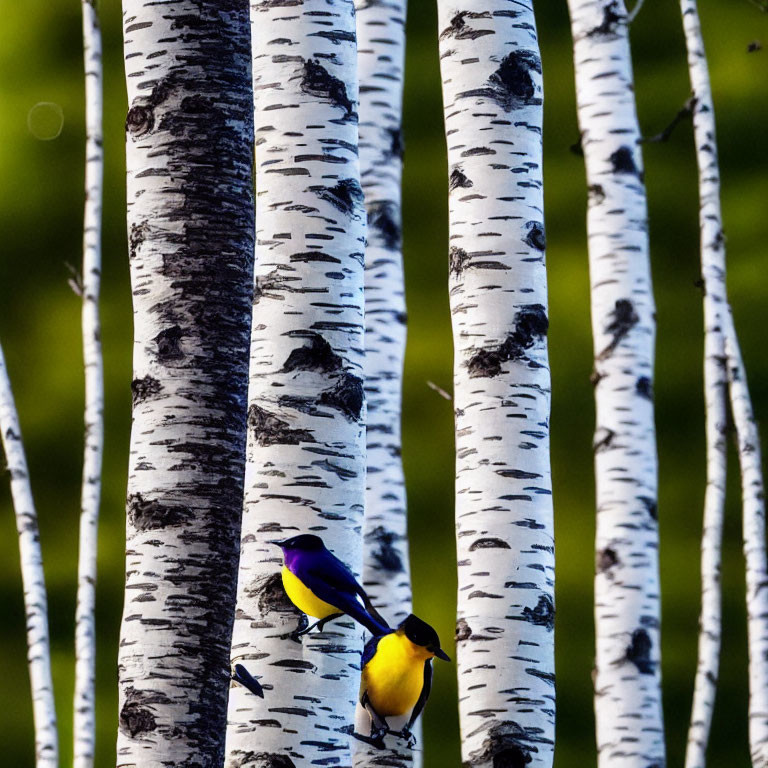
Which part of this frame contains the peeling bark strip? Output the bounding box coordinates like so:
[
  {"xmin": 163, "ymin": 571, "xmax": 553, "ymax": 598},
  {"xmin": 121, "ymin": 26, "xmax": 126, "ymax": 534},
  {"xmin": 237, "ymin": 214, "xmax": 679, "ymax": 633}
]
[
  {"xmin": 566, "ymin": 2, "xmax": 665, "ymax": 766},
  {"xmin": 118, "ymin": 3, "xmax": 254, "ymax": 766},
  {"xmin": 74, "ymin": 2, "xmax": 104, "ymax": 766},
  {"xmin": 225, "ymin": 1, "xmax": 366, "ymax": 766},
  {"xmin": 438, "ymin": 4, "xmax": 555, "ymax": 767},
  {"xmin": 0, "ymin": 345, "xmax": 59, "ymax": 768},
  {"xmin": 354, "ymin": 0, "xmax": 414, "ymax": 764}
]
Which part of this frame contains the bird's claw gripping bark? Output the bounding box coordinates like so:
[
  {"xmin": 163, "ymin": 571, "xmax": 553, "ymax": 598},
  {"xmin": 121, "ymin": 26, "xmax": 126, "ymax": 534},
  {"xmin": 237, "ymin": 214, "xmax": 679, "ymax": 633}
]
[{"xmin": 389, "ymin": 726, "xmax": 416, "ymax": 748}]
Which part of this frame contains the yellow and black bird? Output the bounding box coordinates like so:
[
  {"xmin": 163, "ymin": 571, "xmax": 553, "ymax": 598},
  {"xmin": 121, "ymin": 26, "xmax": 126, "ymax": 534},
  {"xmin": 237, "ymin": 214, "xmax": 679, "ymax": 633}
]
[
  {"xmin": 273, "ymin": 534, "xmax": 390, "ymax": 637},
  {"xmin": 356, "ymin": 614, "xmax": 450, "ymax": 748}
]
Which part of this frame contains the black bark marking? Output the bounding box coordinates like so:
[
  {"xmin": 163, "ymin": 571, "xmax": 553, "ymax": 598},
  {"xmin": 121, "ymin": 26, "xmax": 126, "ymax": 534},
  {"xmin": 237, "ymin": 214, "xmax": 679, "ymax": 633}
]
[
  {"xmin": 637, "ymin": 495, "xmax": 658, "ymax": 521},
  {"xmin": 127, "ymin": 493, "xmax": 187, "ymax": 531},
  {"xmin": 154, "ymin": 325, "xmax": 184, "ymax": 362},
  {"xmin": 526, "ymin": 668, "xmax": 555, "ymax": 687},
  {"xmin": 597, "ymin": 548, "xmax": 619, "ymax": 573},
  {"xmin": 587, "ymin": 0, "xmax": 624, "ymax": 38},
  {"xmin": 450, "ymin": 246, "xmax": 471, "ymax": 276},
  {"xmin": 318, "ymin": 373, "xmax": 364, "ymax": 421},
  {"xmin": 271, "ymin": 659, "xmax": 315, "ymax": 670},
  {"xmin": 450, "ymin": 167, "xmax": 473, "ymax": 191},
  {"xmin": 458, "ymin": 50, "xmax": 542, "ymax": 112},
  {"xmin": 467, "ymin": 305, "xmax": 548, "ymax": 377},
  {"xmin": 301, "ymin": 58, "xmax": 355, "ymax": 121},
  {"xmin": 625, "ymin": 628, "xmax": 655, "ymax": 674},
  {"xmin": 387, "ymin": 126, "xmax": 404, "ymax": 159},
  {"xmin": 469, "ymin": 537, "xmax": 511, "ymax": 551},
  {"xmin": 248, "ymin": 404, "xmax": 315, "ymax": 447},
  {"xmin": 367, "ymin": 200, "xmax": 401, "ymax": 250},
  {"xmin": 282, "ymin": 332, "xmax": 342, "ymax": 373},
  {"xmin": 119, "ymin": 686, "xmax": 171, "ymax": 738},
  {"xmin": 308, "ymin": 178, "xmax": 363, "ymax": 216},
  {"xmin": 309, "ymin": 29, "xmax": 355, "ymax": 45},
  {"xmin": 129, "ymin": 222, "xmax": 149, "ymax": 260},
  {"xmin": 524, "ymin": 221, "xmax": 546, "ymax": 251},
  {"xmin": 588, "ymin": 184, "xmax": 605, "ymax": 205},
  {"xmin": 598, "ymin": 298, "xmax": 638, "ymax": 359},
  {"xmin": 456, "ymin": 618, "xmax": 472, "ymax": 642},
  {"xmin": 131, "ymin": 376, "xmax": 163, "ymax": 406},
  {"xmin": 636, "ymin": 376, "xmax": 653, "ymax": 400},
  {"xmin": 367, "ymin": 525, "xmax": 404, "ymax": 573},
  {"xmin": 521, "ymin": 594, "xmax": 554, "ymax": 631},
  {"xmin": 231, "ymin": 753, "xmax": 297, "ymax": 768},
  {"xmin": 125, "ymin": 77, "xmax": 173, "ymax": 137},
  {"xmin": 246, "ymin": 572, "xmax": 298, "ymax": 616},
  {"xmin": 439, "ymin": 11, "xmax": 493, "ymax": 41},
  {"xmin": 593, "ymin": 427, "xmax": 615, "ymax": 454},
  {"xmin": 610, "ymin": 145, "xmax": 640, "ymax": 178},
  {"xmin": 462, "ymin": 721, "xmax": 534, "ymax": 768}
]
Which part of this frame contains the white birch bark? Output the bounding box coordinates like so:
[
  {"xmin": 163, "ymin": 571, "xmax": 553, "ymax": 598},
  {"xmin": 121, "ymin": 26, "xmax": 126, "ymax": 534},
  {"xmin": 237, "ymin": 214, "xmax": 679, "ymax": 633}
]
[
  {"xmin": 725, "ymin": 323, "xmax": 768, "ymax": 768},
  {"xmin": 437, "ymin": 4, "xmax": 555, "ymax": 766},
  {"xmin": 118, "ymin": 3, "xmax": 254, "ymax": 765},
  {"xmin": 74, "ymin": 2, "xmax": 104, "ymax": 766},
  {"xmin": 679, "ymin": 3, "xmax": 727, "ymax": 766},
  {"xmin": 225, "ymin": 2, "xmax": 367, "ymax": 766},
  {"xmin": 566, "ymin": 2, "xmax": 665, "ymax": 766},
  {"xmin": 354, "ymin": 0, "xmax": 416, "ymax": 764},
  {"xmin": 0, "ymin": 344, "xmax": 59, "ymax": 768}
]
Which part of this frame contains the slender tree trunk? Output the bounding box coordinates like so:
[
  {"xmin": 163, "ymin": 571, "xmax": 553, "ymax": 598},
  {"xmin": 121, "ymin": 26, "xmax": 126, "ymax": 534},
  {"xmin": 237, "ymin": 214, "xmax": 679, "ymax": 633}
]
[
  {"xmin": 679, "ymin": 3, "xmax": 727, "ymax": 766},
  {"xmin": 225, "ymin": 2, "xmax": 366, "ymax": 766},
  {"xmin": 117, "ymin": 3, "xmax": 254, "ymax": 765},
  {"xmin": 725, "ymin": 323, "xmax": 768, "ymax": 768},
  {"xmin": 354, "ymin": 0, "xmax": 415, "ymax": 764},
  {"xmin": 0, "ymin": 345, "xmax": 58, "ymax": 768},
  {"xmin": 74, "ymin": 2, "xmax": 104, "ymax": 766},
  {"xmin": 437, "ymin": 4, "xmax": 555, "ymax": 767},
  {"xmin": 566, "ymin": 2, "xmax": 665, "ymax": 766}
]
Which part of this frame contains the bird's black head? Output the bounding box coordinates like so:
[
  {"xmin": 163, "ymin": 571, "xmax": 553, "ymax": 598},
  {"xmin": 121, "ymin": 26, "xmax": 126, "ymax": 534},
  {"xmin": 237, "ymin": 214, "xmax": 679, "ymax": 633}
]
[
  {"xmin": 399, "ymin": 614, "xmax": 450, "ymax": 661},
  {"xmin": 273, "ymin": 534, "xmax": 326, "ymax": 552}
]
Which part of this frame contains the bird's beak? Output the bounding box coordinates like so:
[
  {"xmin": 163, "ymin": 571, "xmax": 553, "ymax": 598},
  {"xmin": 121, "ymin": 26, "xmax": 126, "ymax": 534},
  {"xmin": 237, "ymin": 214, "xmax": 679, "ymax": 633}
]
[
  {"xmin": 431, "ymin": 647, "xmax": 451, "ymax": 662},
  {"xmin": 268, "ymin": 539, "xmax": 287, "ymax": 547}
]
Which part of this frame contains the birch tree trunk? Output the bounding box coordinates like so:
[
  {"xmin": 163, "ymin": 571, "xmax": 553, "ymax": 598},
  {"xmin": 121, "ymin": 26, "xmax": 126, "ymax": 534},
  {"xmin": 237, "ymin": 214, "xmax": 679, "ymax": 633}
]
[
  {"xmin": 725, "ymin": 325, "xmax": 768, "ymax": 768},
  {"xmin": 74, "ymin": 2, "xmax": 104, "ymax": 766},
  {"xmin": 225, "ymin": 2, "xmax": 367, "ymax": 766},
  {"xmin": 679, "ymin": 3, "xmax": 727, "ymax": 766},
  {"xmin": 437, "ymin": 4, "xmax": 555, "ymax": 766},
  {"xmin": 354, "ymin": 0, "xmax": 415, "ymax": 764},
  {"xmin": 117, "ymin": 3, "xmax": 254, "ymax": 765},
  {"xmin": 567, "ymin": 3, "xmax": 665, "ymax": 767},
  {"xmin": 0, "ymin": 344, "xmax": 58, "ymax": 768}
]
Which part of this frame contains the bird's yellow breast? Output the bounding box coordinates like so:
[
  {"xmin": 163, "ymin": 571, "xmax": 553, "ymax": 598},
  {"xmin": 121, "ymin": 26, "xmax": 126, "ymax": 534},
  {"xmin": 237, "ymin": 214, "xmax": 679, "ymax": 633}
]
[
  {"xmin": 281, "ymin": 565, "xmax": 340, "ymax": 619},
  {"xmin": 362, "ymin": 632, "xmax": 431, "ymax": 717}
]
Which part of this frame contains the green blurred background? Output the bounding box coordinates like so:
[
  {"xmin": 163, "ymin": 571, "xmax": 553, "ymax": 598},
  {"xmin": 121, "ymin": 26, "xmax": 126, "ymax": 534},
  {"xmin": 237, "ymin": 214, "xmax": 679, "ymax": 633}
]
[{"xmin": 0, "ymin": 1, "xmax": 766, "ymax": 765}]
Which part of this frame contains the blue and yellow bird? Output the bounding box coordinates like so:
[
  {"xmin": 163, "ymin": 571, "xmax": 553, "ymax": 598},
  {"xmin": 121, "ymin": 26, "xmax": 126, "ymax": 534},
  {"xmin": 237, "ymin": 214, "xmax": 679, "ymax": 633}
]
[
  {"xmin": 356, "ymin": 614, "xmax": 450, "ymax": 748},
  {"xmin": 273, "ymin": 534, "xmax": 390, "ymax": 637}
]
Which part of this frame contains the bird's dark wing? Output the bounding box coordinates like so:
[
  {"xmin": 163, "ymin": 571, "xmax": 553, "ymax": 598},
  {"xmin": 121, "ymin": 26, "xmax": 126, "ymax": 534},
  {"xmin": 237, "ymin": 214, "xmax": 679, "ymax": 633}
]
[
  {"xmin": 317, "ymin": 551, "xmax": 391, "ymax": 632},
  {"xmin": 232, "ymin": 664, "xmax": 264, "ymax": 698},
  {"xmin": 361, "ymin": 633, "xmax": 386, "ymax": 672},
  {"xmin": 304, "ymin": 571, "xmax": 390, "ymax": 636},
  {"xmin": 407, "ymin": 659, "xmax": 433, "ymax": 729},
  {"xmin": 297, "ymin": 550, "xmax": 390, "ymax": 635}
]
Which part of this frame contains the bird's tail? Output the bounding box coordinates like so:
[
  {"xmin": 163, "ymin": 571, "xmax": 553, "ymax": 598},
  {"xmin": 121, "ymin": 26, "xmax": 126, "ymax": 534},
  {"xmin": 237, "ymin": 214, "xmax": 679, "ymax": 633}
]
[
  {"xmin": 359, "ymin": 591, "xmax": 390, "ymax": 634},
  {"xmin": 340, "ymin": 594, "xmax": 390, "ymax": 636}
]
